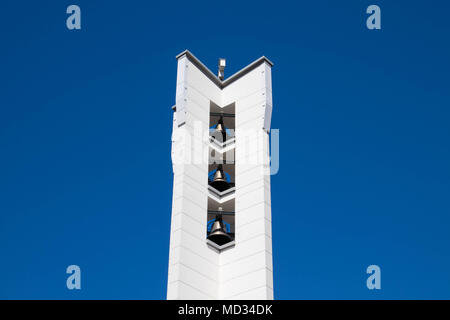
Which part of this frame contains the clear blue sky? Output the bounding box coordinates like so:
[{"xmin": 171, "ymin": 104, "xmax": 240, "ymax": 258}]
[{"xmin": 1, "ymin": 0, "xmax": 449, "ymax": 299}]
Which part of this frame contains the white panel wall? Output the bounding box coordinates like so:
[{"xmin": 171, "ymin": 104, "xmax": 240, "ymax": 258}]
[
  {"xmin": 168, "ymin": 53, "xmax": 273, "ymax": 300},
  {"xmin": 220, "ymin": 62, "xmax": 273, "ymax": 300},
  {"xmin": 168, "ymin": 55, "xmax": 222, "ymax": 299}
]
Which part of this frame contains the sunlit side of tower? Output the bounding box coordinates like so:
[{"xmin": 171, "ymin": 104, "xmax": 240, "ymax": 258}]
[{"xmin": 167, "ymin": 50, "xmax": 274, "ymax": 300}]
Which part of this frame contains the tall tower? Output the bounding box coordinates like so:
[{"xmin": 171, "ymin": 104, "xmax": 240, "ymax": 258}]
[{"xmin": 168, "ymin": 50, "xmax": 274, "ymax": 300}]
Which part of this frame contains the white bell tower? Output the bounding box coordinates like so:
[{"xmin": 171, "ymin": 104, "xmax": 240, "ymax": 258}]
[{"xmin": 167, "ymin": 50, "xmax": 274, "ymax": 300}]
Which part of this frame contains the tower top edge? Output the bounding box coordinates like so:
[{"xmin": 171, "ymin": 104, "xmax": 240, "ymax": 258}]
[{"xmin": 175, "ymin": 50, "xmax": 273, "ymax": 89}]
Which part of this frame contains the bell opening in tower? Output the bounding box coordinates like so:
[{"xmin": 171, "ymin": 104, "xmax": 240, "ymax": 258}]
[
  {"xmin": 206, "ymin": 100, "xmax": 236, "ymax": 248},
  {"xmin": 209, "ymin": 102, "xmax": 235, "ymax": 147},
  {"xmin": 208, "ymin": 163, "xmax": 235, "ymax": 192},
  {"xmin": 207, "ymin": 198, "xmax": 235, "ymax": 247}
]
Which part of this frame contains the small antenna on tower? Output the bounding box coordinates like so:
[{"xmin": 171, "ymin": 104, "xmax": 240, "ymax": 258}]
[{"xmin": 218, "ymin": 58, "xmax": 226, "ymax": 81}]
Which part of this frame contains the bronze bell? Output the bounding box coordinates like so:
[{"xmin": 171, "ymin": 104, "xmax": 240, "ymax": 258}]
[
  {"xmin": 207, "ymin": 210, "xmax": 231, "ymax": 246},
  {"xmin": 212, "ymin": 115, "xmax": 227, "ymax": 143},
  {"xmin": 210, "ymin": 164, "xmax": 230, "ymax": 192}
]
